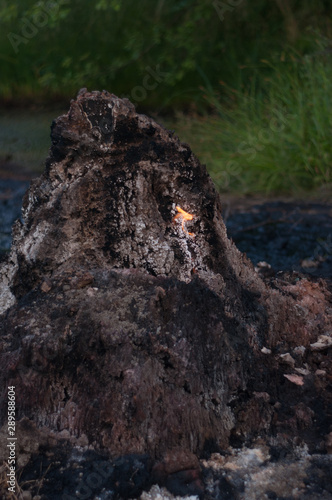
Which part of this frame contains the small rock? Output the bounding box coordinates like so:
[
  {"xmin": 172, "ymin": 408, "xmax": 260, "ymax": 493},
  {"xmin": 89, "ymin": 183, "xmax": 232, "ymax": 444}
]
[
  {"xmin": 301, "ymin": 259, "xmax": 318, "ymax": 268},
  {"xmin": 40, "ymin": 278, "xmax": 52, "ymax": 293},
  {"xmin": 261, "ymin": 347, "xmax": 271, "ymax": 354},
  {"xmin": 278, "ymin": 353, "xmax": 295, "ymax": 367},
  {"xmin": 74, "ymin": 271, "xmax": 94, "ymax": 289},
  {"xmin": 87, "ymin": 287, "xmax": 98, "ymax": 296},
  {"xmin": 255, "ymin": 261, "xmax": 271, "ymax": 272},
  {"xmin": 22, "ymin": 492, "xmax": 32, "ymax": 500},
  {"xmin": 310, "ymin": 335, "xmax": 332, "ymax": 351},
  {"xmin": 294, "ymin": 367, "xmax": 310, "ymax": 376},
  {"xmin": 283, "ymin": 374, "xmax": 304, "ymax": 386}
]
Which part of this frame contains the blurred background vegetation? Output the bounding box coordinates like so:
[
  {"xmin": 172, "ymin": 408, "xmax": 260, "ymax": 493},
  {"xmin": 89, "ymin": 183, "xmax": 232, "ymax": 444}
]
[{"xmin": 0, "ymin": 0, "xmax": 332, "ymax": 194}]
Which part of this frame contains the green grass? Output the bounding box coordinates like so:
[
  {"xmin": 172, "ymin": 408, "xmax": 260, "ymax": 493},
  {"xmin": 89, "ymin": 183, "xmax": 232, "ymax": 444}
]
[
  {"xmin": 1, "ymin": 39, "xmax": 332, "ymax": 196},
  {"xmin": 168, "ymin": 51, "xmax": 332, "ymax": 195}
]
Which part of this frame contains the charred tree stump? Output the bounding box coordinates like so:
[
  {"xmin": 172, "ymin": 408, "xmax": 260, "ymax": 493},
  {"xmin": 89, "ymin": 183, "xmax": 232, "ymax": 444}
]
[{"xmin": 0, "ymin": 90, "xmax": 331, "ymax": 498}]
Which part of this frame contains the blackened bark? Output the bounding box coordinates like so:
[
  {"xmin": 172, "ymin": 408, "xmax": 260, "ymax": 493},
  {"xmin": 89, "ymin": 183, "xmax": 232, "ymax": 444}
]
[{"xmin": 0, "ymin": 90, "xmax": 331, "ymax": 498}]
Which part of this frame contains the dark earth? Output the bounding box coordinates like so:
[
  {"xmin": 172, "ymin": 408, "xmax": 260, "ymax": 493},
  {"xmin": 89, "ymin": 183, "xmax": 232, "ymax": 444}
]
[{"xmin": 223, "ymin": 197, "xmax": 332, "ymax": 281}]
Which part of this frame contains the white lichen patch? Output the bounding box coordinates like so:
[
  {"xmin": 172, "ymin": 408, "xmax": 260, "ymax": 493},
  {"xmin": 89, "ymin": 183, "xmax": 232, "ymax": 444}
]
[
  {"xmin": 144, "ymin": 237, "xmax": 175, "ymax": 275},
  {"xmin": 0, "ymin": 252, "xmax": 18, "ymax": 315},
  {"xmin": 21, "ymin": 190, "xmax": 39, "ymax": 222},
  {"xmin": 20, "ymin": 221, "xmax": 51, "ymax": 263}
]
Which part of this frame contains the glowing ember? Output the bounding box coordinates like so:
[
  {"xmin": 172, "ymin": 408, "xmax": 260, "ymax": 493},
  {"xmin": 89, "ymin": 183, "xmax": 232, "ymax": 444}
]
[{"xmin": 173, "ymin": 205, "xmax": 195, "ymax": 237}]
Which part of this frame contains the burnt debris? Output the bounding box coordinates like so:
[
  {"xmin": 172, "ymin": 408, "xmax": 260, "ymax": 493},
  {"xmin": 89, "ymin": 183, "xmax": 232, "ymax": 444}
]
[{"xmin": 0, "ymin": 90, "xmax": 331, "ymax": 499}]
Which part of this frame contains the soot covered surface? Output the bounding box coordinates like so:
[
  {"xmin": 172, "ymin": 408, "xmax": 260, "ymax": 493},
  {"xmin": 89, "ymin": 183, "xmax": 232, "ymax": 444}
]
[
  {"xmin": 224, "ymin": 200, "xmax": 332, "ymax": 279},
  {"xmin": 0, "ymin": 91, "xmax": 331, "ymax": 499}
]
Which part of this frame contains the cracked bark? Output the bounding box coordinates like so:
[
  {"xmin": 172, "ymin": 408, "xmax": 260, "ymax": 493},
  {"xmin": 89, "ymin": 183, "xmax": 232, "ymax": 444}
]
[{"xmin": 0, "ymin": 90, "xmax": 331, "ymax": 497}]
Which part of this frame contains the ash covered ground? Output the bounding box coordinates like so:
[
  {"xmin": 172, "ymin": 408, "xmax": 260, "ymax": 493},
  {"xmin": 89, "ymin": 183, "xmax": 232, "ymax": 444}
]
[{"xmin": 223, "ymin": 197, "xmax": 332, "ymax": 281}]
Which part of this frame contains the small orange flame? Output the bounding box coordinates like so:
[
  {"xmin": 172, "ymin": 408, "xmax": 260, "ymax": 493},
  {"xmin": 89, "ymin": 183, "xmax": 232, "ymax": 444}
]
[{"xmin": 173, "ymin": 205, "xmax": 195, "ymax": 237}]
